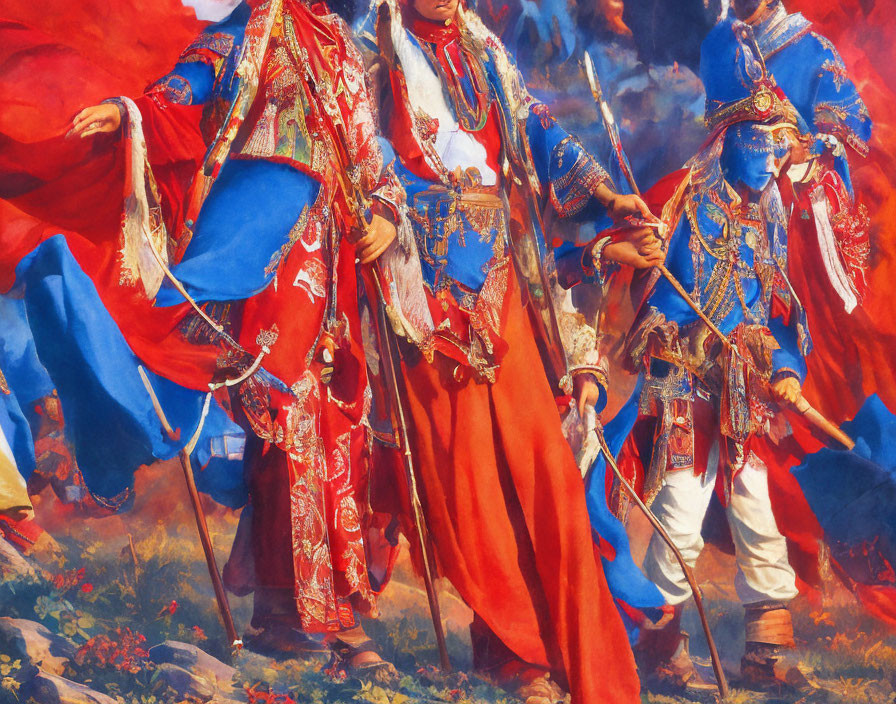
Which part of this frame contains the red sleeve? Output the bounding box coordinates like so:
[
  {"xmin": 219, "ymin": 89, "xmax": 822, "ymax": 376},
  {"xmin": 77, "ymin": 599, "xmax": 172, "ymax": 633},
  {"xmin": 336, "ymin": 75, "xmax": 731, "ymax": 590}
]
[{"xmin": 133, "ymin": 94, "xmax": 208, "ymax": 236}]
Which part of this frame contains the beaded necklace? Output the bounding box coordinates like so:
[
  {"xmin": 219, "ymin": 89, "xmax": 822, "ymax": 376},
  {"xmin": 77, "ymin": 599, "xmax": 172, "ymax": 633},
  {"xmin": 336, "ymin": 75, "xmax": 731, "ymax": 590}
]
[{"xmin": 410, "ymin": 16, "xmax": 492, "ymax": 132}]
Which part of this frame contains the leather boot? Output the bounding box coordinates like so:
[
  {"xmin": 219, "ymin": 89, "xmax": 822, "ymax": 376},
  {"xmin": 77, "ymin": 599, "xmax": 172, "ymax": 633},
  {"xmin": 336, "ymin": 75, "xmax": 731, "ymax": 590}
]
[
  {"xmin": 741, "ymin": 601, "xmax": 810, "ymax": 690},
  {"xmin": 634, "ymin": 605, "xmax": 716, "ymax": 693},
  {"xmin": 242, "ymin": 589, "xmax": 329, "ymax": 659}
]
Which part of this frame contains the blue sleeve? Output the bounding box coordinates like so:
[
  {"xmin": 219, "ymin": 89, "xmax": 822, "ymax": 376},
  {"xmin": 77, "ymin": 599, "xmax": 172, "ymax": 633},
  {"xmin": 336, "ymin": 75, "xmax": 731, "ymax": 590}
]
[
  {"xmin": 773, "ymin": 32, "xmax": 872, "ymax": 192},
  {"xmin": 525, "ymin": 105, "xmax": 612, "ymax": 222},
  {"xmin": 149, "ymin": 61, "xmax": 218, "ymax": 106},
  {"xmin": 806, "ymin": 33, "xmax": 872, "ymax": 153},
  {"xmin": 806, "ymin": 33, "xmax": 872, "ymax": 192},
  {"xmin": 769, "ymin": 315, "xmax": 807, "ymax": 381},
  {"xmin": 554, "ymin": 241, "xmax": 595, "ymax": 289},
  {"xmin": 146, "ymin": 3, "xmax": 251, "ymax": 106}
]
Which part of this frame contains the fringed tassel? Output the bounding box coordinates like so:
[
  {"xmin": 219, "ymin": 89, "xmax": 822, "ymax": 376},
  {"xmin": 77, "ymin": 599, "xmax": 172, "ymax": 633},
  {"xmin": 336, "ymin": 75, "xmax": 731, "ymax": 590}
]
[{"xmin": 118, "ymin": 96, "xmax": 168, "ymax": 298}]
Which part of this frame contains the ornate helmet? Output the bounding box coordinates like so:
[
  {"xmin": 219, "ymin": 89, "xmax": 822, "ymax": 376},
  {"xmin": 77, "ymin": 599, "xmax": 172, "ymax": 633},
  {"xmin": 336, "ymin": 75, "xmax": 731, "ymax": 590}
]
[{"xmin": 700, "ymin": 19, "xmax": 793, "ymax": 135}]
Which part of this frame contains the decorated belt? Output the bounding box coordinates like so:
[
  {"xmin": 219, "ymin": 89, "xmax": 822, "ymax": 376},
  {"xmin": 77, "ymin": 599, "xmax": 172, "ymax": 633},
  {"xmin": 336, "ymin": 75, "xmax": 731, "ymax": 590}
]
[{"xmin": 413, "ymin": 182, "xmax": 505, "ymax": 223}]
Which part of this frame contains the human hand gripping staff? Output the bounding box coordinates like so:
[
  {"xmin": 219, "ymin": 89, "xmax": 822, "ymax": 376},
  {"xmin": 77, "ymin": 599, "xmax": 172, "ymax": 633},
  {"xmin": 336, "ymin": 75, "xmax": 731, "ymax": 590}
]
[{"xmin": 344, "ymin": 186, "xmax": 454, "ymax": 676}]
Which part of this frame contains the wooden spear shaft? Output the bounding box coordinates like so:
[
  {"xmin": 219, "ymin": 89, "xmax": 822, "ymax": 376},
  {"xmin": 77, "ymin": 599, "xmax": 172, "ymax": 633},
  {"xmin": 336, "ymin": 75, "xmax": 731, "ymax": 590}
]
[
  {"xmin": 373, "ymin": 283, "xmax": 452, "ymax": 672},
  {"xmin": 584, "ymin": 50, "xmax": 853, "ymax": 450},
  {"xmin": 138, "ymin": 367, "xmax": 241, "ymax": 651},
  {"xmin": 177, "ymin": 449, "xmax": 240, "ymax": 649},
  {"xmin": 654, "ymin": 263, "xmax": 855, "ymax": 450},
  {"xmin": 318, "ymin": 109, "xmax": 452, "ymax": 669}
]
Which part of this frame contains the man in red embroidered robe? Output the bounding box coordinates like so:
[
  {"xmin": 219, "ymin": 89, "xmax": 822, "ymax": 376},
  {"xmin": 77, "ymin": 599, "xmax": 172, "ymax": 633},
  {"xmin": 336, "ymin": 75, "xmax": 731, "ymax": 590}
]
[{"xmin": 10, "ymin": 0, "xmax": 403, "ymax": 673}]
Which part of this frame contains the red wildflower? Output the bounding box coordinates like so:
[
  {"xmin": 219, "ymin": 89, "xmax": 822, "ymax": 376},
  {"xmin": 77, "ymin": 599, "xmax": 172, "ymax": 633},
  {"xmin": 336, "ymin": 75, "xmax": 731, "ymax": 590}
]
[
  {"xmin": 75, "ymin": 627, "xmax": 150, "ymax": 673},
  {"xmin": 81, "ymin": 583, "xmax": 94, "ymax": 593},
  {"xmin": 245, "ymin": 684, "xmax": 297, "ymax": 704},
  {"xmin": 52, "ymin": 568, "xmax": 87, "ymax": 592},
  {"xmin": 191, "ymin": 625, "xmax": 207, "ymax": 641},
  {"xmin": 167, "ymin": 600, "xmax": 178, "ymax": 615}
]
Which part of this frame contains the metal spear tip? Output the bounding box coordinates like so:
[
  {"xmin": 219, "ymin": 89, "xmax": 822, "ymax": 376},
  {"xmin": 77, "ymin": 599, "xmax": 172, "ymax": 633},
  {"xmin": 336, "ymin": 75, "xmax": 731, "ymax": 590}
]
[{"xmin": 583, "ymin": 51, "xmax": 598, "ymax": 94}]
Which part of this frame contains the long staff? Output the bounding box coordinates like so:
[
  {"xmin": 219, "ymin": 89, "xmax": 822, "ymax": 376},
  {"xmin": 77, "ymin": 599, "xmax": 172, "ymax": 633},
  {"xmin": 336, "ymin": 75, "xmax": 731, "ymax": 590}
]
[
  {"xmin": 582, "ymin": 52, "xmax": 853, "ymax": 451},
  {"xmin": 370, "ymin": 277, "xmax": 452, "ymax": 672},
  {"xmin": 137, "ymin": 368, "xmax": 241, "ymax": 653},
  {"xmin": 578, "ymin": 52, "xmax": 723, "ymax": 698},
  {"xmin": 307, "ymin": 54, "xmax": 451, "ymax": 665},
  {"xmin": 590, "ymin": 425, "xmax": 729, "ymax": 698}
]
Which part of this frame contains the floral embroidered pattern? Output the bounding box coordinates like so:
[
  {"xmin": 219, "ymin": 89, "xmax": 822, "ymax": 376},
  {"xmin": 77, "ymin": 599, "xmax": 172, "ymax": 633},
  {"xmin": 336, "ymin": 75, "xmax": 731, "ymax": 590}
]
[
  {"xmin": 531, "ymin": 102, "xmax": 558, "ymax": 130},
  {"xmin": 548, "ymin": 140, "xmax": 610, "ymax": 218},
  {"xmin": 146, "ymin": 75, "xmax": 193, "ymax": 106},
  {"xmin": 182, "ymin": 31, "xmax": 235, "ymax": 62},
  {"xmin": 821, "ymin": 58, "xmax": 849, "ymax": 90}
]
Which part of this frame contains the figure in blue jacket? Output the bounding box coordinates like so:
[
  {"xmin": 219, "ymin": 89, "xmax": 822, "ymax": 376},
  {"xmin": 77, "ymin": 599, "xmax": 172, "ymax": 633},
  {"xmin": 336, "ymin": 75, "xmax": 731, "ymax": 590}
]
[
  {"xmin": 733, "ymin": 0, "xmax": 872, "ymax": 319},
  {"xmin": 625, "ymin": 18, "xmax": 815, "ymax": 692}
]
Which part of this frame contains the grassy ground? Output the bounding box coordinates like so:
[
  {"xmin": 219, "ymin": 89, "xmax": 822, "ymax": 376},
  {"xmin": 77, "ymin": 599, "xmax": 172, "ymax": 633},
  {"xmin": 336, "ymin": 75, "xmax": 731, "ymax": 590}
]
[{"xmin": 2, "ymin": 462, "xmax": 895, "ymax": 704}]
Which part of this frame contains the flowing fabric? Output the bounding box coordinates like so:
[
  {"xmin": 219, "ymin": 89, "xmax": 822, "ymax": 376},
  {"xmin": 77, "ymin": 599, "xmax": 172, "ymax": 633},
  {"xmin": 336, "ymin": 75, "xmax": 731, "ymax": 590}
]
[
  {"xmin": 791, "ymin": 395, "xmax": 896, "ymax": 627},
  {"xmin": 783, "ymin": 0, "xmax": 896, "ymax": 420},
  {"xmin": 15, "ymin": 237, "xmax": 245, "ymax": 509},
  {"xmin": 593, "ymin": 7, "xmax": 896, "ymax": 628},
  {"xmin": 402, "ymin": 271, "xmax": 640, "ymax": 704}
]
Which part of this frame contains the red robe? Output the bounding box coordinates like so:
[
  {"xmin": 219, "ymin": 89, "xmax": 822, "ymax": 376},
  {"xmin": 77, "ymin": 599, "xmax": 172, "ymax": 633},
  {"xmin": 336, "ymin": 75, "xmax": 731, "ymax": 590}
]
[
  {"xmin": 0, "ymin": 0, "xmax": 399, "ymax": 633},
  {"xmin": 402, "ymin": 271, "xmax": 640, "ymax": 703}
]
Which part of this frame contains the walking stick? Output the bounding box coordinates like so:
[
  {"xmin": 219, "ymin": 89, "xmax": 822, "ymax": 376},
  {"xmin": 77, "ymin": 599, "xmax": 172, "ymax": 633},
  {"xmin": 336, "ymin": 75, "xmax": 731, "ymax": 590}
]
[
  {"xmin": 282, "ymin": 86, "xmax": 451, "ymax": 670},
  {"xmin": 138, "ymin": 367, "xmax": 242, "ymax": 653},
  {"xmin": 369, "ymin": 274, "xmax": 452, "ymax": 672},
  {"xmin": 591, "ymin": 424, "xmax": 730, "ymax": 699},
  {"xmin": 297, "ymin": 35, "xmax": 451, "ymax": 665},
  {"xmin": 583, "ymin": 52, "xmax": 854, "ymax": 451}
]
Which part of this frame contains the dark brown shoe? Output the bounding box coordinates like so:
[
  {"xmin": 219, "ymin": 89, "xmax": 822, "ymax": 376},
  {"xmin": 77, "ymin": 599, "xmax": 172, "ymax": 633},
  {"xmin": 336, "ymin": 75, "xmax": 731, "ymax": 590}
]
[
  {"xmin": 327, "ymin": 638, "xmax": 399, "ymax": 687},
  {"xmin": 645, "ymin": 632, "xmax": 719, "ymax": 694},
  {"xmin": 242, "ymin": 622, "xmax": 329, "ymax": 660},
  {"xmin": 741, "ymin": 645, "xmax": 811, "ymax": 691},
  {"xmin": 741, "ymin": 601, "xmax": 811, "ymax": 691},
  {"xmin": 635, "ymin": 606, "xmax": 717, "ymax": 694}
]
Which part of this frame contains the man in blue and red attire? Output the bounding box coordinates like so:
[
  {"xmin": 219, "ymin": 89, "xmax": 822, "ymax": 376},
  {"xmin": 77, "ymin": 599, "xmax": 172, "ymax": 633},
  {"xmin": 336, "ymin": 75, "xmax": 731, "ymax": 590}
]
[
  {"xmin": 3, "ymin": 0, "xmax": 405, "ymax": 673},
  {"xmin": 731, "ymin": 0, "xmax": 896, "ymax": 647},
  {"xmin": 732, "ymin": 0, "xmax": 878, "ymax": 423},
  {"xmin": 614, "ymin": 14, "xmax": 883, "ymax": 693},
  {"xmin": 357, "ymin": 0, "xmax": 666, "ymax": 701}
]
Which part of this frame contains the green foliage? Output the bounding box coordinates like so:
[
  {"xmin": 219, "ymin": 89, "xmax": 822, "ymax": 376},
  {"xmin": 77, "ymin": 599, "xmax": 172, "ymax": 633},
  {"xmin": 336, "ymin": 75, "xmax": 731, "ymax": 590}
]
[
  {"xmin": 0, "ymin": 654, "xmax": 23, "ymax": 703},
  {"xmin": 4, "ymin": 530, "xmax": 896, "ymax": 704}
]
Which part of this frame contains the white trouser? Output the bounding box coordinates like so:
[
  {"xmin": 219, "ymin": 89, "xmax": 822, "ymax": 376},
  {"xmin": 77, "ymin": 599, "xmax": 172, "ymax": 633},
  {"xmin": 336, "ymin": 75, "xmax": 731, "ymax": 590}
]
[{"xmin": 642, "ymin": 447, "xmax": 799, "ymax": 606}]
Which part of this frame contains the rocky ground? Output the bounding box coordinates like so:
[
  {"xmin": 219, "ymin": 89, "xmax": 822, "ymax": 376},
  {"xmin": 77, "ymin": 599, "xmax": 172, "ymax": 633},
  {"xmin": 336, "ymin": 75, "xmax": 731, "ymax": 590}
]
[{"xmin": 1, "ymin": 461, "xmax": 895, "ymax": 704}]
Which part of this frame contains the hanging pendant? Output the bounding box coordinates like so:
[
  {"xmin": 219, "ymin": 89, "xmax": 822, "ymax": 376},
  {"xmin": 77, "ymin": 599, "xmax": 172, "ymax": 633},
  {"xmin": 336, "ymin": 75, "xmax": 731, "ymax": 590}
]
[{"xmin": 245, "ymin": 101, "xmax": 279, "ymax": 157}]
